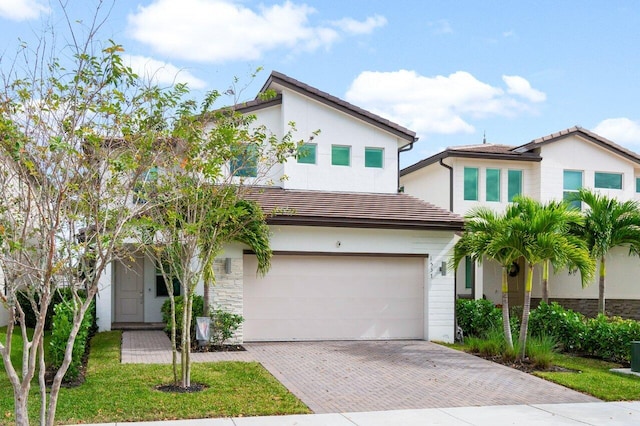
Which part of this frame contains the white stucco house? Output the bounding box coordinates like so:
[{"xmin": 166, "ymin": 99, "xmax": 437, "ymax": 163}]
[
  {"xmin": 400, "ymin": 126, "xmax": 640, "ymax": 319},
  {"xmin": 94, "ymin": 71, "xmax": 464, "ymax": 342}
]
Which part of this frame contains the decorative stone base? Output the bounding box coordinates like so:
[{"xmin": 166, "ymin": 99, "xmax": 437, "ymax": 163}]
[
  {"xmin": 531, "ymin": 298, "xmax": 640, "ymax": 321},
  {"xmin": 209, "ymin": 257, "xmax": 244, "ymax": 343}
]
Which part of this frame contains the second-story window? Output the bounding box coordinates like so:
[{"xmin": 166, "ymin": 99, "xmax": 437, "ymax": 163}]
[
  {"xmin": 297, "ymin": 143, "xmax": 317, "ymax": 164},
  {"xmin": 365, "ymin": 147, "xmax": 384, "ymax": 168},
  {"xmin": 464, "ymin": 167, "xmax": 478, "ymax": 201},
  {"xmin": 486, "ymin": 168, "xmax": 501, "ymax": 202},
  {"xmin": 331, "ymin": 145, "xmax": 350, "ymax": 166},
  {"xmin": 563, "ymin": 170, "xmax": 582, "ymax": 209},
  {"xmin": 230, "ymin": 144, "xmax": 258, "ymax": 177},
  {"xmin": 636, "ymin": 177, "xmax": 640, "ymax": 193},
  {"xmin": 133, "ymin": 166, "xmax": 158, "ymax": 204},
  {"xmin": 507, "ymin": 170, "xmax": 522, "ymax": 202},
  {"xmin": 595, "ymin": 172, "xmax": 622, "ymax": 189}
]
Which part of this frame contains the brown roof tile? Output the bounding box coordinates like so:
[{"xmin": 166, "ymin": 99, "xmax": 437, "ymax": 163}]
[{"xmin": 244, "ymin": 187, "xmax": 463, "ymax": 231}]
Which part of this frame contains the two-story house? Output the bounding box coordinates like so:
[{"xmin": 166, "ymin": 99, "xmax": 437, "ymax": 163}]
[
  {"xmin": 400, "ymin": 126, "xmax": 640, "ymax": 319},
  {"xmin": 94, "ymin": 71, "xmax": 464, "ymax": 343}
]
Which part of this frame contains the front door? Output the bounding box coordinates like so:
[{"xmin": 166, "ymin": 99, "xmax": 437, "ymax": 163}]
[{"xmin": 115, "ymin": 256, "xmax": 144, "ymax": 322}]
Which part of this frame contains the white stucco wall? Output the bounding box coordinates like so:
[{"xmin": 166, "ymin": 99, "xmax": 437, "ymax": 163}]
[
  {"xmin": 278, "ymin": 90, "xmax": 402, "ymax": 194},
  {"xmin": 96, "ymin": 261, "xmax": 113, "ymax": 331},
  {"xmin": 401, "ymin": 163, "xmax": 451, "ymax": 212},
  {"xmin": 0, "ymin": 266, "xmax": 7, "ymax": 327}
]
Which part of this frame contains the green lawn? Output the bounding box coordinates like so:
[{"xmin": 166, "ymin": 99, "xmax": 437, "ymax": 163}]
[
  {"xmin": 535, "ymin": 353, "xmax": 640, "ymax": 401},
  {"xmin": 0, "ymin": 328, "xmax": 309, "ymax": 425}
]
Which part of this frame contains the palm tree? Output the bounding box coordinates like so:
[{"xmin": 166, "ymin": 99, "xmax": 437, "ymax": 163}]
[
  {"xmin": 574, "ymin": 189, "xmax": 640, "ymax": 314},
  {"xmin": 453, "ymin": 207, "xmax": 520, "ymax": 349},
  {"xmin": 508, "ymin": 197, "xmax": 594, "ymax": 359}
]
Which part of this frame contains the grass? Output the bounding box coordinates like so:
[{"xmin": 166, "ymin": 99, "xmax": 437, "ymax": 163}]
[
  {"xmin": 0, "ymin": 328, "xmax": 310, "ymax": 425},
  {"xmin": 439, "ymin": 336, "xmax": 640, "ymax": 401},
  {"xmin": 535, "ymin": 353, "xmax": 640, "ymax": 401}
]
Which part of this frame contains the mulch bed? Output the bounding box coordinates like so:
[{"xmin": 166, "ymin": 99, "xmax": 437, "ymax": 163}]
[
  {"xmin": 192, "ymin": 343, "xmax": 245, "ymax": 352},
  {"xmin": 155, "ymin": 383, "xmax": 208, "ymax": 393},
  {"xmin": 472, "ymin": 353, "xmax": 579, "ymax": 374}
]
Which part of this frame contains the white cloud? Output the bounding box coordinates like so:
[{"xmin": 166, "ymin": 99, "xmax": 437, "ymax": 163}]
[
  {"xmin": 593, "ymin": 118, "xmax": 640, "ymax": 146},
  {"xmin": 330, "ymin": 15, "xmax": 387, "ymax": 35},
  {"xmin": 0, "ymin": 0, "xmax": 49, "ymax": 21},
  {"xmin": 503, "ymin": 75, "xmax": 546, "ymax": 102},
  {"xmin": 345, "ymin": 70, "xmax": 545, "ymax": 136},
  {"xmin": 123, "ymin": 55, "xmax": 207, "ymax": 89},
  {"xmin": 428, "ymin": 19, "xmax": 453, "ymax": 35},
  {"xmin": 128, "ymin": 0, "xmax": 381, "ymax": 63}
]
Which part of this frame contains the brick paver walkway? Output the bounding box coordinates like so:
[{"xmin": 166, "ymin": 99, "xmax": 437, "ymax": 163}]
[
  {"xmin": 121, "ymin": 332, "xmax": 599, "ymax": 414},
  {"xmin": 244, "ymin": 341, "xmax": 600, "ymax": 414}
]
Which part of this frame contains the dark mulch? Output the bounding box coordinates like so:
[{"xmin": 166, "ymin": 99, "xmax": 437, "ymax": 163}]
[
  {"xmin": 155, "ymin": 383, "xmax": 208, "ymax": 393},
  {"xmin": 192, "ymin": 343, "xmax": 246, "ymax": 352},
  {"xmin": 473, "ymin": 353, "xmax": 579, "ymax": 374}
]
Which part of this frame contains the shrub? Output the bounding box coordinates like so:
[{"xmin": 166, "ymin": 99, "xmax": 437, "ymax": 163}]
[
  {"xmin": 583, "ymin": 314, "xmax": 640, "ymax": 363},
  {"xmin": 161, "ymin": 295, "xmax": 204, "ymax": 337},
  {"xmin": 210, "ymin": 310, "xmax": 244, "ymax": 345},
  {"xmin": 17, "ymin": 288, "xmax": 89, "ymax": 330},
  {"xmin": 529, "ymin": 302, "xmax": 587, "ymax": 352},
  {"xmin": 456, "ymin": 299, "xmax": 502, "ymax": 338},
  {"xmin": 49, "ymin": 298, "xmax": 94, "ymax": 381}
]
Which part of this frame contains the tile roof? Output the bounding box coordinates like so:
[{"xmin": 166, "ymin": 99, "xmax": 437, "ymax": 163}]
[
  {"xmin": 244, "ymin": 187, "xmax": 464, "ymax": 231},
  {"xmin": 260, "ymin": 71, "xmax": 417, "ymax": 144}
]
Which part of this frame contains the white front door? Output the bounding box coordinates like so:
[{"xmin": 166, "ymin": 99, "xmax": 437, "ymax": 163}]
[{"xmin": 115, "ymin": 256, "xmax": 144, "ymax": 322}]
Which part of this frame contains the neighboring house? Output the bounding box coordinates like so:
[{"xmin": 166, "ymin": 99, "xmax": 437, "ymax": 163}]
[
  {"xmin": 400, "ymin": 126, "xmax": 640, "ymax": 319},
  {"xmin": 95, "ymin": 71, "xmax": 464, "ymax": 343}
]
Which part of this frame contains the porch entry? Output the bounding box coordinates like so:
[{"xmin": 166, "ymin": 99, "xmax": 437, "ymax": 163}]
[{"xmin": 114, "ymin": 255, "xmax": 144, "ymax": 323}]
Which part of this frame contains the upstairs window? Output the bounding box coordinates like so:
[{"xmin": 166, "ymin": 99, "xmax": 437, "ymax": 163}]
[
  {"xmin": 133, "ymin": 166, "xmax": 158, "ymax": 204},
  {"xmin": 595, "ymin": 172, "xmax": 622, "ymax": 189},
  {"xmin": 463, "ymin": 167, "xmax": 479, "ymax": 201},
  {"xmin": 485, "ymin": 168, "xmax": 501, "ymax": 202},
  {"xmin": 297, "ymin": 143, "xmax": 317, "ymax": 164},
  {"xmin": 636, "ymin": 177, "xmax": 640, "ymax": 193},
  {"xmin": 365, "ymin": 147, "xmax": 384, "ymax": 168},
  {"xmin": 507, "ymin": 170, "xmax": 522, "ymax": 202},
  {"xmin": 331, "ymin": 145, "xmax": 350, "ymax": 166},
  {"xmin": 230, "ymin": 144, "xmax": 258, "ymax": 177},
  {"xmin": 563, "ymin": 170, "xmax": 583, "ymax": 209}
]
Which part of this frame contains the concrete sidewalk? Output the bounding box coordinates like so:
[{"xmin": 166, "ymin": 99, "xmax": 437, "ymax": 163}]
[{"xmin": 70, "ymin": 401, "xmax": 640, "ymax": 425}]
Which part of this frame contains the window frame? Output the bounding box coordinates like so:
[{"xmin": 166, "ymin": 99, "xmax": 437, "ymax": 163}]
[
  {"xmin": 331, "ymin": 145, "xmax": 351, "ymax": 167},
  {"xmin": 485, "ymin": 168, "xmax": 501, "ymax": 202},
  {"xmin": 297, "ymin": 143, "xmax": 317, "ymax": 165},
  {"xmin": 155, "ymin": 262, "xmax": 181, "ymax": 298},
  {"xmin": 507, "ymin": 169, "xmax": 522, "ymax": 202},
  {"xmin": 594, "ymin": 171, "xmax": 623, "ymax": 190},
  {"xmin": 364, "ymin": 147, "xmax": 384, "ymax": 168},
  {"xmin": 636, "ymin": 177, "xmax": 640, "ymax": 193},
  {"xmin": 230, "ymin": 144, "xmax": 258, "ymax": 177},
  {"xmin": 563, "ymin": 169, "xmax": 583, "ymax": 209},
  {"xmin": 463, "ymin": 167, "xmax": 479, "ymax": 201}
]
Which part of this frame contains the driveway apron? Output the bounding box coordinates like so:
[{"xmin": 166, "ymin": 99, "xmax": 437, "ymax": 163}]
[{"xmin": 244, "ymin": 341, "xmax": 599, "ymax": 414}]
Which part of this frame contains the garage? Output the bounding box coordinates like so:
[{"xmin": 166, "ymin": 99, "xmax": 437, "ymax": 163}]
[{"xmin": 243, "ymin": 254, "xmax": 426, "ymax": 341}]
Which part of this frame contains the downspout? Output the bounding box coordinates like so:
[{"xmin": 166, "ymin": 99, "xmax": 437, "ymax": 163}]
[
  {"xmin": 438, "ymin": 157, "xmax": 454, "ymax": 212},
  {"xmin": 397, "ymin": 137, "xmax": 417, "ymax": 192}
]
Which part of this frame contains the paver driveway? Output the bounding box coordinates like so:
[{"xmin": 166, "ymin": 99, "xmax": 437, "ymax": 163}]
[{"xmin": 244, "ymin": 340, "xmax": 599, "ymax": 414}]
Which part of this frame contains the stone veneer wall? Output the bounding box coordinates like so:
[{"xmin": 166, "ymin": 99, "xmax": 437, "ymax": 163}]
[
  {"xmin": 209, "ymin": 257, "xmax": 244, "ymax": 343},
  {"xmin": 531, "ymin": 298, "xmax": 640, "ymax": 321}
]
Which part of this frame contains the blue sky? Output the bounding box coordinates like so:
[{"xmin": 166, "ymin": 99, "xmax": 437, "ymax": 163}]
[{"xmin": 1, "ymin": 0, "xmax": 639, "ymax": 167}]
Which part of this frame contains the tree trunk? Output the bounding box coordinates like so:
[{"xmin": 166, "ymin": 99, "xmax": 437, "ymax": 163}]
[
  {"xmin": 541, "ymin": 260, "xmax": 549, "ymax": 303},
  {"xmin": 501, "ymin": 268, "xmax": 513, "ymax": 350},
  {"xmin": 203, "ymin": 282, "xmax": 210, "ymax": 317},
  {"xmin": 39, "ymin": 335, "xmax": 47, "ymax": 426},
  {"xmin": 598, "ymin": 257, "xmax": 606, "ymax": 315},
  {"xmin": 169, "ymin": 294, "xmax": 178, "ymax": 384},
  {"xmin": 13, "ymin": 385, "xmax": 29, "ymax": 426},
  {"xmin": 518, "ymin": 264, "xmax": 534, "ymax": 360}
]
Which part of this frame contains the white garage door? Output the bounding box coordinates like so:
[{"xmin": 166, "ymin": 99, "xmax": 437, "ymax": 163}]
[{"xmin": 243, "ymin": 254, "xmax": 426, "ymax": 341}]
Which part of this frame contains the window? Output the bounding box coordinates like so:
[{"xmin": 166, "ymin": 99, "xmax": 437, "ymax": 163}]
[
  {"xmin": 486, "ymin": 168, "xmax": 501, "ymax": 202},
  {"xmin": 156, "ymin": 263, "xmax": 180, "ymax": 297},
  {"xmin": 331, "ymin": 145, "xmax": 350, "ymax": 166},
  {"xmin": 365, "ymin": 147, "xmax": 384, "ymax": 168},
  {"xmin": 230, "ymin": 144, "xmax": 258, "ymax": 177},
  {"xmin": 507, "ymin": 170, "xmax": 522, "ymax": 201},
  {"xmin": 563, "ymin": 170, "xmax": 582, "ymax": 209},
  {"xmin": 297, "ymin": 143, "xmax": 317, "ymax": 164},
  {"xmin": 464, "ymin": 256, "xmax": 474, "ymax": 289},
  {"xmin": 636, "ymin": 177, "xmax": 640, "ymax": 193},
  {"xmin": 595, "ymin": 172, "xmax": 622, "ymax": 189},
  {"xmin": 133, "ymin": 166, "xmax": 158, "ymax": 204},
  {"xmin": 463, "ymin": 167, "xmax": 479, "ymax": 201}
]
